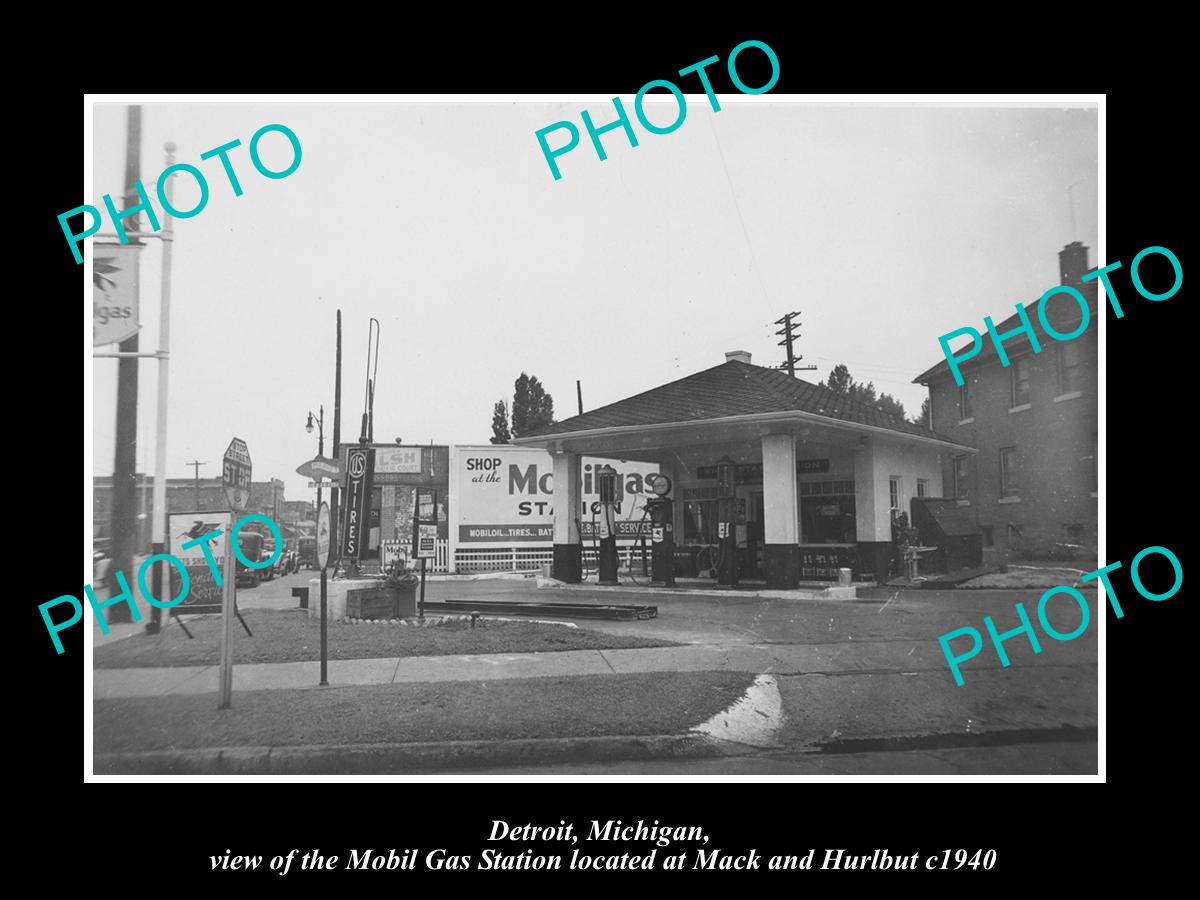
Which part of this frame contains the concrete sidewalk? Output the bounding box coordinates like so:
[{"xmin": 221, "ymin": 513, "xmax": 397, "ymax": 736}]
[{"xmin": 93, "ymin": 637, "xmax": 1096, "ymax": 700}]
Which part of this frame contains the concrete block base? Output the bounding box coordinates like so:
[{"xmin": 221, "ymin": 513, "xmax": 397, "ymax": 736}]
[
  {"xmin": 552, "ymin": 544, "xmax": 582, "ymax": 583},
  {"xmin": 764, "ymin": 544, "xmax": 800, "ymax": 589},
  {"xmin": 307, "ymin": 578, "xmax": 386, "ymax": 621}
]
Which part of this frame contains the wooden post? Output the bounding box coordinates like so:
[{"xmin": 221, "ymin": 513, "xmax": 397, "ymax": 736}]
[{"xmin": 218, "ymin": 520, "xmax": 237, "ymax": 709}]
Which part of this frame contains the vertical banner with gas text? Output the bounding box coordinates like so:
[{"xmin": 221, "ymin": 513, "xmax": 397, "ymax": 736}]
[{"xmin": 93, "ymin": 243, "xmax": 143, "ymax": 346}]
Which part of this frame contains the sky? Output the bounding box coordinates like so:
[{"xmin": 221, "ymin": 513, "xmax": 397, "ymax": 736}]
[{"xmin": 90, "ymin": 99, "xmax": 1098, "ymax": 505}]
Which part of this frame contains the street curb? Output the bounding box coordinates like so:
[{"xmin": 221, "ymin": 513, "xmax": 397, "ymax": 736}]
[
  {"xmin": 536, "ymin": 577, "xmax": 855, "ymax": 601},
  {"xmin": 94, "ymin": 733, "xmax": 737, "ymax": 775}
]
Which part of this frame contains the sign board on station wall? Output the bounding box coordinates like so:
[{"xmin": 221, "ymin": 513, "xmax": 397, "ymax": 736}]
[{"xmin": 450, "ymin": 446, "xmax": 657, "ymax": 546}]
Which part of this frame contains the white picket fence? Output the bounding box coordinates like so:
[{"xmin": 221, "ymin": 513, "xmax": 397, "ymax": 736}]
[{"xmin": 450, "ymin": 542, "xmax": 651, "ymax": 575}]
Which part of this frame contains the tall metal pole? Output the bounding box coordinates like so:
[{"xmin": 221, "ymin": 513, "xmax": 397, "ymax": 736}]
[
  {"xmin": 218, "ymin": 512, "xmax": 236, "ymax": 709},
  {"xmin": 110, "ymin": 105, "xmax": 142, "ymax": 623},
  {"xmin": 147, "ymin": 141, "xmax": 177, "ymax": 634},
  {"xmin": 317, "ymin": 405, "xmax": 328, "ymax": 686},
  {"xmin": 331, "ymin": 310, "xmax": 342, "ymax": 569}
]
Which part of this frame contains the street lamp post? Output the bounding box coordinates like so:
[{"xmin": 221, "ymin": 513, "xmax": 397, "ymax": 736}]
[{"xmin": 307, "ymin": 406, "xmax": 328, "ymax": 687}]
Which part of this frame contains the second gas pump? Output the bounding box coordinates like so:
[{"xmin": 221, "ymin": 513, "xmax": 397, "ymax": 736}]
[{"xmin": 595, "ymin": 464, "xmax": 622, "ymax": 586}]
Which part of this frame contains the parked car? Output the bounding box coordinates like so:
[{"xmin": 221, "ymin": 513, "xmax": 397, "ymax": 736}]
[
  {"xmin": 299, "ymin": 537, "xmax": 317, "ymax": 569},
  {"xmin": 235, "ymin": 531, "xmax": 264, "ymax": 587},
  {"xmin": 93, "ymin": 544, "xmax": 113, "ymax": 591},
  {"xmin": 259, "ymin": 539, "xmax": 279, "ymax": 581}
]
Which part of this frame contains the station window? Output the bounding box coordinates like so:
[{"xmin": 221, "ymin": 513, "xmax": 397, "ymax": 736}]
[
  {"xmin": 916, "ymin": 478, "xmax": 928, "ymax": 498},
  {"xmin": 999, "ymin": 446, "xmax": 1020, "ymax": 498},
  {"xmin": 1011, "ymin": 356, "xmax": 1032, "ymax": 407},
  {"xmin": 800, "ymin": 493, "xmax": 856, "ymax": 544},
  {"xmin": 958, "ymin": 381, "xmax": 972, "ymax": 420},
  {"xmin": 889, "ymin": 476, "xmax": 902, "ymax": 521},
  {"xmin": 683, "ymin": 500, "xmax": 718, "ymax": 545},
  {"xmin": 980, "ymin": 525, "xmax": 994, "ymax": 547}
]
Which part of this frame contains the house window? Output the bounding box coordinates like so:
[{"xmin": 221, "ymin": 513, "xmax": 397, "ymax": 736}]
[
  {"xmin": 953, "ymin": 455, "xmax": 969, "ymax": 500},
  {"xmin": 1011, "ymin": 356, "xmax": 1032, "ymax": 407},
  {"xmin": 1057, "ymin": 343, "xmax": 1082, "ymax": 395},
  {"xmin": 958, "ymin": 381, "xmax": 972, "ymax": 420},
  {"xmin": 889, "ymin": 476, "xmax": 901, "ymax": 520},
  {"xmin": 1000, "ymin": 446, "xmax": 1020, "ymax": 498},
  {"xmin": 917, "ymin": 478, "xmax": 928, "ymax": 498}
]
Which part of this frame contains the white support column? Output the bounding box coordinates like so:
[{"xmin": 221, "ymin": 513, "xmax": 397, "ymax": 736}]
[
  {"xmin": 552, "ymin": 451, "xmax": 582, "ymax": 582},
  {"xmin": 853, "ymin": 440, "xmax": 882, "ymax": 540},
  {"xmin": 762, "ymin": 434, "xmax": 798, "ymax": 544},
  {"xmin": 854, "ymin": 438, "xmax": 893, "ymax": 581},
  {"xmin": 761, "ymin": 434, "xmax": 800, "ymax": 588},
  {"xmin": 552, "ymin": 451, "xmax": 580, "ymax": 544}
]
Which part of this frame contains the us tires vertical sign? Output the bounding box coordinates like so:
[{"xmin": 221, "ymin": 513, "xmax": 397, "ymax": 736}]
[{"xmin": 342, "ymin": 446, "xmax": 375, "ymax": 560}]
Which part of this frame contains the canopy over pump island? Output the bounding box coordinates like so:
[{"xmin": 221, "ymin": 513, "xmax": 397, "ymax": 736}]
[{"xmin": 514, "ymin": 352, "xmax": 974, "ymax": 588}]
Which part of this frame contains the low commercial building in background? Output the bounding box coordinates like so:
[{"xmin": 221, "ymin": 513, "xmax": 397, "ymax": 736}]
[{"xmin": 93, "ymin": 475, "xmax": 290, "ymax": 551}]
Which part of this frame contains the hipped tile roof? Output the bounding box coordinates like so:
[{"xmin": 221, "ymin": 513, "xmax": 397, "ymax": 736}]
[{"xmin": 521, "ymin": 360, "xmax": 963, "ymax": 445}]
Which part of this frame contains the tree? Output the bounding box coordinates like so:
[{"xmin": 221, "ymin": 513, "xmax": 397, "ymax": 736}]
[
  {"xmin": 848, "ymin": 380, "xmax": 878, "ymax": 407},
  {"xmin": 822, "ymin": 363, "xmax": 853, "ymax": 394},
  {"xmin": 876, "ymin": 392, "xmax": 906, "ymax": 424},
  {"xmin": 912, "ymin": 397, "xmax": 931, "ymax": 429},
  {"xmin": 526, "ymin": 375, "xmax": 555, "ymax": 435},
  {"xmin": 511, "ymin": 373, "xmax": 532, "ymax": 437},
  {"xmin": 504, "ymin": 372, "xmax": 557, "ymax": 439},
  {"xmin": 819, "ymin": 363, "xmax": 907, "ymax": 423},
  {"xmin": 490, "ymin": 400, "xmax": 511, "ymax": 444}
]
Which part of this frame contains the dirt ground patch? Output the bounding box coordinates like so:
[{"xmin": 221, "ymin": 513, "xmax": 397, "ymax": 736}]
[{"xmin": 959, "ymin": 566, "xmax": 1088, "ymax": 589}]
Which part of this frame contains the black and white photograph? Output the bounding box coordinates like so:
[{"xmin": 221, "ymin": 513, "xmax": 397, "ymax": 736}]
[{"xmin": 82, "ymin": 92, "xmax": 1103, "ymax": 779}]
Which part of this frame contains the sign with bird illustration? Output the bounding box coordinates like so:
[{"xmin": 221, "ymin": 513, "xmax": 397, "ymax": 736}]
[{"xmin": 93, "ymin": 243, "xmax": 142, "ymax": 346}]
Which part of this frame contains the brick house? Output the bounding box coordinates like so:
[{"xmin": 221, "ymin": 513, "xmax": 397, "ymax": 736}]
[{"xmin": 913, "ymin": 243, "xmax": 1099, "ymax": 562}]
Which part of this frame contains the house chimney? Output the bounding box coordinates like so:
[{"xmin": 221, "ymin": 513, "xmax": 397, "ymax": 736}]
[
  {"xmin": 725, "ymin": 350, "xmax": 752, "ymax": 364},
  {"xmin": 1059, "ymin": 241, "xmax": 1089, "ymax": 286}
]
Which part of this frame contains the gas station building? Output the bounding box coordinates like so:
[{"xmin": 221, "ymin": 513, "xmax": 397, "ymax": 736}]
[{"xmin": 513, "ymin": 352, "xmax": 974, "ymax": 587}]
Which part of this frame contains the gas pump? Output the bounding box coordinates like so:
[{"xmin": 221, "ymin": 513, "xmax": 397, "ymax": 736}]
[
  {"xmin": 716, "ymin": 456, "xmax": 738, "ymax": 586},
  {"xmin": 644, "ymin": 472, "xmax": 675, "ymax": 586},
  {"xmin": 595, "ymin": 464, "xmax": 622, "ymax": 586}
]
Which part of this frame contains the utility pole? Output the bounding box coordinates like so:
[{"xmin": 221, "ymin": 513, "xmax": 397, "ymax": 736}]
[
  {"xmin": 187, "ymin": 460, "xmax": 208, "ymax": 508},
  {"xmin": 774, "ymin": 311, "xmax": 817, "ymax": 378},
  {"xmin": 109, "ymin": 105, "xmax": 143, "ymax": 623},
  {"xmin": 331, "ymin": 309, "xmax": 342, "ymax": 571},
  {"xmin": 146, "ymin": 141, "xmax": 178, "ymax": 635}
]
